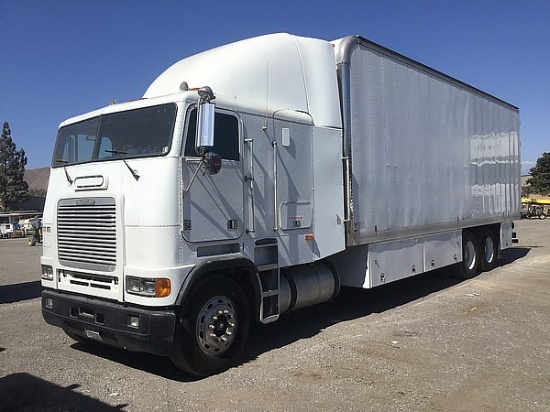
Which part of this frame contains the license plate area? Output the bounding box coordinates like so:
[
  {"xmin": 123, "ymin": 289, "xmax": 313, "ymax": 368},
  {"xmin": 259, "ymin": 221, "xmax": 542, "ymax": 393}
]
[
  {"xmin": 70, "ymin": 306, "xmax": 105, "ymax": 325},
  {"xmin": 84, "ymin": 329, "xmax": 103, "ymax": 341}
]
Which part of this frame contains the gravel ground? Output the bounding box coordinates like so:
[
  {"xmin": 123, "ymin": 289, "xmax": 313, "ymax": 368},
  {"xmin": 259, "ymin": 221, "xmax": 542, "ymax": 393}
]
[{"xmin": 1, "ymin": 219, "xmax": 549, "ymax": 411}]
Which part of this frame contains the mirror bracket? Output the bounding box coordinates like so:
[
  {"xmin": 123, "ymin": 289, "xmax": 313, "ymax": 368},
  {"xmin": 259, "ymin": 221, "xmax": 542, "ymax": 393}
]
[{"xmin": 183, "ymin": 151, "xmax": 222, "ymax": 197}]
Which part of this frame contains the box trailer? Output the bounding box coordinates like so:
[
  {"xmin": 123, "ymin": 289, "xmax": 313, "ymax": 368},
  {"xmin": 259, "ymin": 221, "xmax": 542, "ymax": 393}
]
[{"xmin": 41, "ymin": 33, "xmax": 520, "ymax": 376}]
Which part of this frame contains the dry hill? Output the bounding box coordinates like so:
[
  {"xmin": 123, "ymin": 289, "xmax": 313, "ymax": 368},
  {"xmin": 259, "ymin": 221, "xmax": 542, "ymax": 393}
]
[{"xmin": 24, "ymin": 167, "xmax": 50, "ymax": 193}]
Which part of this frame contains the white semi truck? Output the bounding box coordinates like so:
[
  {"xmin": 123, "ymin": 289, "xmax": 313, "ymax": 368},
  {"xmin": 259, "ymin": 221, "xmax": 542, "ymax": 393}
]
[{"xmin": 41, "ymin": 33, "xmax": 520, "ymax": 376}]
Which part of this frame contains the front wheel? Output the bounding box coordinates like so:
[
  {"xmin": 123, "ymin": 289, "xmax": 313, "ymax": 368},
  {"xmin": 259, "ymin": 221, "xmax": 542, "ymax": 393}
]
[
  {"xmin": 539, "ymin": 213, "xmax": 546, "ymax": 220},
  {"xmin": 170, "ymin": 276, "xmax": 250, "ymax": 377}
]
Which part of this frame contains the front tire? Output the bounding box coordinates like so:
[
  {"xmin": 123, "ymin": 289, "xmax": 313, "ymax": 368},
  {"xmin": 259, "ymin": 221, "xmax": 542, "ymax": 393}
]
[
  {"xmin": 170, "ymin": 276, "xmax": 249, "ymax": 377},
  {"xmin": 452, "ymin": 231, "xmax": 479, "ymax": 279}
]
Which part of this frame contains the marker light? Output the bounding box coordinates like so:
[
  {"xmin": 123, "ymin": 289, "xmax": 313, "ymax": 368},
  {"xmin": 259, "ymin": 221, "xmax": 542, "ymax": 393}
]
[{"xmin": 41, "ymin": 265, "xmax": 53, "ymax": 280}]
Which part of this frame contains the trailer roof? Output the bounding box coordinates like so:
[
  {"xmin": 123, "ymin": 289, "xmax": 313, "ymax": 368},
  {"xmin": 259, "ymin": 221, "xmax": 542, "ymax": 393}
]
[{"xmin": 332, "ymin": 35, "xmax": 519, "ymax": 111}]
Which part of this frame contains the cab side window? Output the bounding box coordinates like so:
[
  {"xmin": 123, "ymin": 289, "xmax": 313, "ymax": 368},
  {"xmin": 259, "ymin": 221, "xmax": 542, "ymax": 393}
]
[{"xmin": 184, "ymin": 109, "xmax": 239, "ymax": 161}]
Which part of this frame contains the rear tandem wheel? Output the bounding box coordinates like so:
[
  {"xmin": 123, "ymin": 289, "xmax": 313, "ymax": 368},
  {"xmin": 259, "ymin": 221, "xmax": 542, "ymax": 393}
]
[
  {"xmin": 452, "ymin": 231, "xmax": 479, "ymax": 279},
  {"xmin": 479, "ymin": 228, "xmax": 498, "ymax": 272}
]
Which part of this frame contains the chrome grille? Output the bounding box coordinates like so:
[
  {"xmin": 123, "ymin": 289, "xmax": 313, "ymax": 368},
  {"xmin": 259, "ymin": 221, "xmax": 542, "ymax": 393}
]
[{"xmin": 57, "ymin": 197, "xmax": 117, "ymax": 272}]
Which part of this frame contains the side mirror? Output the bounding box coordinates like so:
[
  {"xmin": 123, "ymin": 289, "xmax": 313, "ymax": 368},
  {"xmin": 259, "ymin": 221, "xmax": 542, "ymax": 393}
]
[
  {"xmin": 183, "ymin": 86, "xmax": 222, "ymax": 197},
  {"xmin": 195, "ymin": 86, "xmax": 216, "ymax": 154},
  {"xmin": 203, "ymin": 152, "xmax": 221, "ymax": 175}
]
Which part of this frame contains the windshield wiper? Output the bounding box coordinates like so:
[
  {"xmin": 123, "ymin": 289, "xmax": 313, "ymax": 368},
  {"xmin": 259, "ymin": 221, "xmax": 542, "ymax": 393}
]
[
  {"xmin": 56, "ymin": 159, "xmax": 73, "ymax": 184},
  {"xmin": 105, "ymin": 150, "xmax": 140, "ymax": 180}
]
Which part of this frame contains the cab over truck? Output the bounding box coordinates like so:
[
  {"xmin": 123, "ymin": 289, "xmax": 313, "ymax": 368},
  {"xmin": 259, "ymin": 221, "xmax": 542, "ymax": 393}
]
[{"xmin": 41, "ymin": 33, "xmax": 520, "ymax": 376}]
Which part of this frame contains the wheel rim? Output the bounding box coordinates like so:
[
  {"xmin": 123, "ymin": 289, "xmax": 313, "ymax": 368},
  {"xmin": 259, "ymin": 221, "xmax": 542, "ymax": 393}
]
[
  {"xmin": 484, "ymin": 236, "xmax": 495, "ymax": 264},
  {"xmin": 196, "ymin": 296, "xmax": 237, "ymax": 356},
  {"xmin": 465, "ymin": 240, "xmax": 477, "ymax": 270}
]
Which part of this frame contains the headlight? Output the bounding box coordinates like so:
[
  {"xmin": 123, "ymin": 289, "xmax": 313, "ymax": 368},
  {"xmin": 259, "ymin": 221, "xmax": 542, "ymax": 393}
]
[
  {"xmin": 41, "ymin": 265, "xmax": 53, "ymax": 280},
  {"xmin": 126, "ymin": 276, "xmax": 171, "ymax": 297}
]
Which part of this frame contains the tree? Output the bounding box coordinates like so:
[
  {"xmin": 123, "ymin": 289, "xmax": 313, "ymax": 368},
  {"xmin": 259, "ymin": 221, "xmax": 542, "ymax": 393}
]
[
  {"xmin": 0, "ymin": 122, "xmax": 30, "ymax": 211},
  {"xmin": 527, "ymin": 152, "xmax": 550, "ymax": 195},
  {"xmin": 29, "ymin": 188, "xmax": 47, "ymax": 197}
]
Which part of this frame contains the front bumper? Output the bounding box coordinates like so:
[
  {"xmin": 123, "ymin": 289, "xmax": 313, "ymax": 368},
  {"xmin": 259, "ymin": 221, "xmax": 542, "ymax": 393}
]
[{"xmin": 42, "ymin": 290, "xmax": 176, "ymax": 355}]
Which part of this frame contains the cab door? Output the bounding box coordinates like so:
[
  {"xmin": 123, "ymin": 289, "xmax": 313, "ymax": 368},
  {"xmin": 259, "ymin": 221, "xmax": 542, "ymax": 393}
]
[{"xmin": 182, "ymin": 108, "xmax": 244, "ymax": 243}]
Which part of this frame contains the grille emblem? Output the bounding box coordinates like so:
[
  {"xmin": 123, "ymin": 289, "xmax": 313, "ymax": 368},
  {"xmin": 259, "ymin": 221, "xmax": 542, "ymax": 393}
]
[{"xmin": 75, "ymin": 198, "xmax": 96, "ymax": 205}]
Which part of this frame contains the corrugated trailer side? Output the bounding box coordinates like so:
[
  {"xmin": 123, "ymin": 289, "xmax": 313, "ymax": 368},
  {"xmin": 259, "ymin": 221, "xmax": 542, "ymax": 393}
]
[
  {"xmin": 334, "ymin": 36, "xmax": 520, "ymax": 245},
  {"xmin": 332, "ymin": 36, "xmax": 520, "ymax": 288}
]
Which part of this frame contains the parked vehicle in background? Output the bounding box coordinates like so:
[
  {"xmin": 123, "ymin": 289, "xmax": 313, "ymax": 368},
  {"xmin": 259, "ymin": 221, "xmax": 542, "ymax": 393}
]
[
  {"xmin": 10, "ymin": 223, "xmax": 25, "ymax": 238},
  {"xmin": 1, "ymin": 214, "xmax": 42, "ymax": 238},
  {"xmin": 0, "ymin": 223, "xmax": 25, "ymax": 238},
  {"xmin": 21, "ymin": 217, "xmax": 42, "ymax": 235},
  {"xmin": 0, "ymin": 214, "xmax": 11, "ymax": 238},
  {"xmin": 40, "ymin": 33, "xmax": 520, "ymax": 377},
  {"xmin": 521, "ymin": 198, "xmax": 549, "ymax": 220},
  {"xmin": 0, "ymin": 223, "xmax": 13, "ymax": 238}
]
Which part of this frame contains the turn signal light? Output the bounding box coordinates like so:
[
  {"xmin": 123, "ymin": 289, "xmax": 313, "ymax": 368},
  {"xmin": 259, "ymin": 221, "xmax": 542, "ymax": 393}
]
[{"xmin": 156, "ymin": 278, "xmax": 171, "ymax": 297}]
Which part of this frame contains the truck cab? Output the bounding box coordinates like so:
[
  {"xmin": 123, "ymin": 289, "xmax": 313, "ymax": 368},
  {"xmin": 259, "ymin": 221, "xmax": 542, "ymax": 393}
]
[{"xmin": 41, "ymin": 33, "xmax": 345, "ymax": 376}]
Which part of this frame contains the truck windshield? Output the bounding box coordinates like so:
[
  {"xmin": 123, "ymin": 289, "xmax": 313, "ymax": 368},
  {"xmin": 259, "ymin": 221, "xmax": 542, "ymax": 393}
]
[{"xmin": 52, "ymin": 103, "xmax": 177, "ymax": 167}]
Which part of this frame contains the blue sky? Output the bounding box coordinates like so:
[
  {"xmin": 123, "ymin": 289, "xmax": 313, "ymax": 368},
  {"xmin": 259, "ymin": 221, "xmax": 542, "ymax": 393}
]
[{"xmin": 1, "ymin": 1, "xmax": 548, "ymax": 174}]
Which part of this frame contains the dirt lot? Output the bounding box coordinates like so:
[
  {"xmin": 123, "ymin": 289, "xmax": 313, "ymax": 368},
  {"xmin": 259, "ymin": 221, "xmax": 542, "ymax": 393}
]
[{"xmin": 1, "ymin": 219, "xmax": 549, "ymax": 411}]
